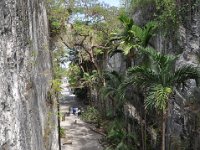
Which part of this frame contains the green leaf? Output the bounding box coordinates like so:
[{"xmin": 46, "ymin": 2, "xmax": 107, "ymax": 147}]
[
  {"xmin": 123, "ymin": 44, "xmax": 133, "ymax": 55},
  {"xmin": 145, "ymin": 84, "xmax": 170, "ymax": 111}
]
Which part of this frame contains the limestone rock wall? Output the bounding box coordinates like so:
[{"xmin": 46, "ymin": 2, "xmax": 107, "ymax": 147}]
[
  {"xmin": 131, "ymin": 3, "xmax": 200, "ymax": 149},
  {"xmin": 0, "ymin": 0, "xmax": 58, "ymax": 149},
  {"xmin": 114, "ymin": 3, "xmax": 200, "ymax": 149},
  {"xmin": 107, "ymin": 53, "xmax": 126, "ymax": 73},
  {"xmin": 166, "ymin": 6, "xmax": 200, "ymax": 150}
]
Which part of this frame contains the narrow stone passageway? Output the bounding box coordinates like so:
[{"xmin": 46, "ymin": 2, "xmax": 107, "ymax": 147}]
[{"xmin": 60, "ymin": 82, "xmax": 103, "ymax": 150}]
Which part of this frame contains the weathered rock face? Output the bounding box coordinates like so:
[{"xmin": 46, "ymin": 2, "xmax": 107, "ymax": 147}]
[
  {"xmin": 131, "ymin": 4, "xmax": 200, "ymax": 150},
  {"xmin": 166, "ymin": 6, "xmax": 200, "ymax": 150},
  {"xmin": 0, "ymin": 0, "xmax": 58, "ymax": 149},
  {"xmin": 107, "ymin": 53, "xmax": 126, "ymax": 72}
]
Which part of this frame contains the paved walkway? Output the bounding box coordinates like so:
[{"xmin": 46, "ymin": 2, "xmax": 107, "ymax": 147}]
[{"xmin": 60, "ymin": 82, "xmax": 103, "ymax": 150}]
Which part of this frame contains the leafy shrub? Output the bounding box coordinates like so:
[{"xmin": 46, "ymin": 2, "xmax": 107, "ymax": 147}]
[
  {"xmin": 105, "ymin": 119, "xmax": 137, "ymax": 150},
  {"xmin": 66, "ymin": 63, "xmax": 82, "ymax": 88},
  {"xmin": 59, "ymin": 127, "xmax": 65, "ymax": 138},
  {"xmin": 81, "ymin": 106, "xmax": 101, "ymax": 123},
  {"xmin": 52, "ymin": 79, "xmax": 62, "ymax": 92},
  {"xmin": 47, "ymin": 0, "xmax": 70, "ymax": 36}
]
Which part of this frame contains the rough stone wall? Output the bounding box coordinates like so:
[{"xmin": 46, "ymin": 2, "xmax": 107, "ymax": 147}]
[
  {"xmin": 107, "ymin": 53, "xmax": 126, "ymax": 72},
  {"xmin": 112, "ymin": 3, "xmax": 200, "ymax": 149},
  {"xmin": 0, "ymin": 0, "xmax": 58, "ymax": 150},
  {"xmin": 131, "ymin": 3, "xmax": 200, "ymax": 149},
  {"xmin": 166, "ymin": 6, "xmax": 200, "ymax": 150}
]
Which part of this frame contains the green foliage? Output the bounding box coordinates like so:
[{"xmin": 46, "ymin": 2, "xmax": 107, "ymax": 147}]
[
  {"xmin": 72, "ymin": 7, "xmax": 120, "ymax": 60},
  {"xmin": 131, "ymin": 21, "xmax": 157, "ymax": 47},
  {"xmin": 173, "ymin": 65, "xmax": 200, "ymax": 87},
  {"xmin": 52, "ymin": 48, "xmax": 68, "ymax": 79},
  {"xmin": 47, "ymin": 0, "xmax": 71, "ymax": 35},
  {"xmin": 127, "ymin": 65, "xmax": 159, "ymax": 87},
  {"xmin": 94, "ymin": 48, "xmax": 104, "ymax": 55},
  {"xmin": 127, "ymin": 0, "xmax": 180, "ymax": 36},
  {"xmin": 81, "ymin": 106, "xmax": 101, "ymax": 123},
  {"xmin": 119, "ymin": 16, "xmax": 137, "ymax": 55},
  {"xmin": 59, "ymin": 127, "xmax": 65, "ymax": 138},
  {"xmin": 127, "ymin": 47, "xmax": 200, "ymax": 112},
  {"xmin": 82, "ymin": 70, "xmax": 99, "ymax": 87},
  {"xmin": 48, "ymin": 0, "xmax": 200, "ymax": 149},
  {"xmin": 155, "ymin": 0, "xmax": 179, "ymax": 35},
  {"xmin": 145, "ymin": 84, "xmax": 172, "ymax": 111},
  {"xmin": 111, "ymin": 15, "xmax": 157, "ymax": 56},
  {"xmin": 52, "ymin": 79, "xmax": 62, "ymax": 92},
  {"xmin": 107, "ymin": 121, "xmax": 126, "ymax": 142},
  {"xmin": 51, "ymin": 48, "xmax": 68, "ymax": 93},
  {"xmin": 124, "ymin": 46, "xmax": 199, "ymax": 149},
  {"xmin": 64, "ymin": 2, "xmax": 122, "ymax": 73},
  {"xmin": 105, "ymin": 119, "xmax": 137, "ymax": 150},
  {"xmin": 66, "ymin": 66, "xmax": 100, "ymax": 88},
  {"xmin": 100, "ymin": 71, "xmax": 126, "ymax": 117},
  {"xmin": 66, "ymin": 63, "xmax": 82, "ymax": 87}
]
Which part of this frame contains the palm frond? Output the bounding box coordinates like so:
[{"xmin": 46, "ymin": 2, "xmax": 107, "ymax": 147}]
[
  {"xmin": 145, "ymin": 84, "xmax": 170, "ymax": 112},
  {"xmin": 139, "ymin": 47, "xmax": 156, "ymax": 57},
  {"xmin": 154, "ymin": 53, "xmax": 176, "ymax": 71},
  {"xmin": 142, "ymin": 23, "xmax": 155, "ymax": 47},
  {"xmin": 130, "ymin": 25, "xmax": 143, "ymax": 41},
  {"xmin": 100, "ymin": 86, "xmax": 115, "ymax": 99},
  {"xmin": 118, "ymin": 14, "xmax": 134, "ymax": 30},
  {"xmin": 145, "ymin": 22, "xmax": 156, "ymax": 33},
  {"xmin": 128, "ymin": 66, "xmax": 159, "ymax": 87},
  {"xmin": 173, "ymin": 65, "xmax": 200, "ymax": 87},
  {"xmin": 140, "ymin": 47, "xmax": 177, "ymax": 76},
  {"xmin": 101, "ymin": 71, "xmax": 125, "ymax": 100},
  {"xmin": 104, "ymin": 71, "xmax": 123, "ymax": 86},
  {"xmin": 123, "ymin": 43, "xmax": 134, "ymax": 55},
  {"xmin": 130, "ymin": 21, "xmax": 157, "ymax": 47}
]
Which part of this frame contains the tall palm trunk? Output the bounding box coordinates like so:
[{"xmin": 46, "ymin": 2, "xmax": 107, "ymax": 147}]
[
  {"xmin": 109, "ymin": 96, "xmax": 115, "ymax": 117},
  {"xmin": 144, "ymin": 110, "xmax": 147, "ymax": 150},
  {"xmin": 141, "ymin": 110, "xmax": 147, "ymax": 150},
  {"xmin": 140, "ymin": 108, "xmax": 145, "ymax": 150},
  {"xmin": 161, "ymin": 110, "xmax": 167, "ymax": 150},
  {"xmin": 141, "ymin": 123, "xmax": 145, "ymax": 150}
]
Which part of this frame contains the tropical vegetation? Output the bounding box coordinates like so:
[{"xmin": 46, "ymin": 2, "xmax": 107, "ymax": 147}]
[{"xmin": 47, "ymin": 0, "xmax": 200, "ymax": 149}]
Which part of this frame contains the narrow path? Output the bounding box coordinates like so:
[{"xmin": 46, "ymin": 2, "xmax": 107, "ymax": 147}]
[{"xmin": 60, "ymin": 82, "xmax": 103, "ymax": 150}]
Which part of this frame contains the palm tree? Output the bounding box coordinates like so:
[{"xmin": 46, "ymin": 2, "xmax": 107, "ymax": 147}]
[
  {"xmin": 110, "ymin": 15, "xmax": 157, "ymax": 68},
  {"xmin": 126, "ymin": 47, "xmax": 200, "ymax": 150},
  {"xmin": 110, "ymin": 15, "xmax": 157, "ymax": 55},
  {"xmin": 100, "ymin": 71, "xmax": 125, "ymax": 118}
]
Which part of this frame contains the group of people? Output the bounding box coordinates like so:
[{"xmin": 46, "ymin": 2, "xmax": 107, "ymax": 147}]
[{"xmin": 71, "ymin": 107, "xmax": 82, "ymax": 116}]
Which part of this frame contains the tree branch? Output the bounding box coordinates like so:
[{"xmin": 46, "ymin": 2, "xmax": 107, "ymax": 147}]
[{"xmin": 59, "ymin": 36, "xmax": 72, "ymax": 49}]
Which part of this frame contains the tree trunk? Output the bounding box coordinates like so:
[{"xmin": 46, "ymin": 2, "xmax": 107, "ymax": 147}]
[
  {"xmin": 57, "ymin": 95, "xmax": 61, "ymax": 150},
  {"xmin": 161, "ymin": 111, "xmax": 167, "ymax": 150},
  {"xmin": 141, "ymin": 123, "xmax": 145, "ymax": 150},
  {"xmin": 141, "ymin": 110, "xmax": 146, "ymax": 150},
  {"xmin": 144, "ymin": 110, "xmax": 147, "ymax": 150},
  {"xmin": 140, "ymin": 108, "xmax": 145, "ymax": 150},
  {"xmin": 109, "ymin": 96, "xmax": 115, "ymax": 117}
]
